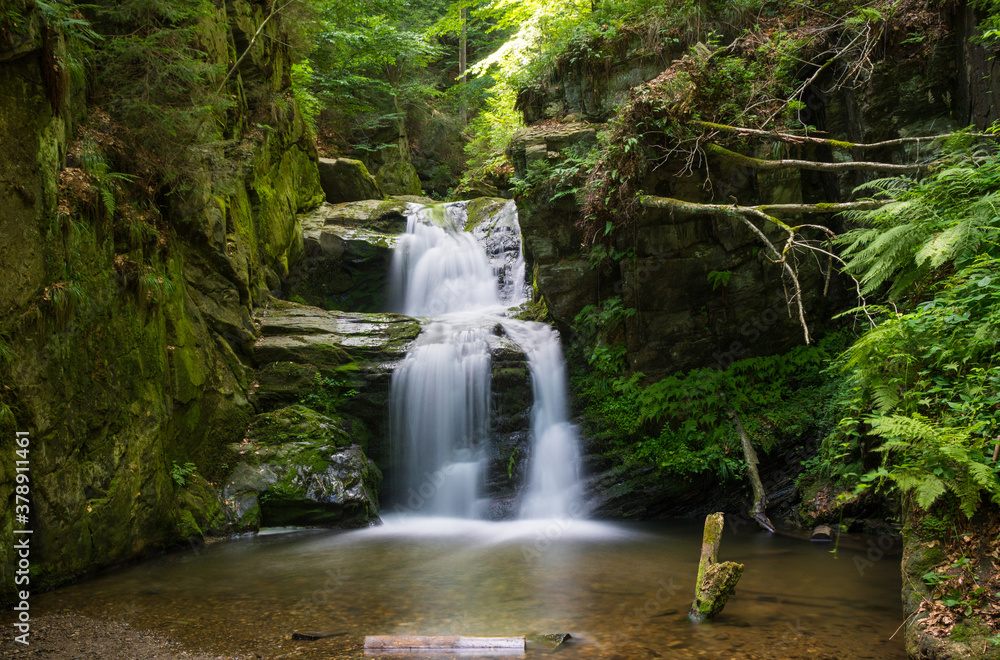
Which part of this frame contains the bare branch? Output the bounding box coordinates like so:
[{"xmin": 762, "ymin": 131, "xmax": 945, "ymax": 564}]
[
  {"xmin": 690, "ymin": 120, "xmax": 999, "ymax": 151},
  {"xmin": 705, "ymin": 143, "xmax": 923, "ymax": 174}
]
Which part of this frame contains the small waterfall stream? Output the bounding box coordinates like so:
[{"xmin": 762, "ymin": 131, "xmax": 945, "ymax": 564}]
[{"xmin": 388, "ymin": 200, "xmax": 581, "ymax": 519}]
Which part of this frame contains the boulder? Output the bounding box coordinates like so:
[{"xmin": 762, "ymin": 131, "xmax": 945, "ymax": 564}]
[
  {"xmin": 376, "ymin": 159, "xmax": 423, "ymax": 196},
  {"xmin": 453, "ymin": 179, "xmax": 501, "ymax": 200},
  {"xmin": 223, "ymin": 405, "xmax": 382, "ymax": 528},
  {"xmin": 318, "ymin": 158, "xmax": 384, "ymax": 203}
]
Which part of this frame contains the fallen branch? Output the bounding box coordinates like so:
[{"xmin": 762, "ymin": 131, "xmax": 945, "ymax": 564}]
[
  {"xmin": 725, "ymin": 402, "xmax": 775, "ymax": 532},
  {"xmin": 643, "ymin": 196, "xmax": 889, "ymax": 217},
  {"xmin": 705, "ymin": 143, "xmax": 922, "ymax": 174},
  {"xmin": 691, "ymin": 120, "xmax": 999, "ymax": 152}
]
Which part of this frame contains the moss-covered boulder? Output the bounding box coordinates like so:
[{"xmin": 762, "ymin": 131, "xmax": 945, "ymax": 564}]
[
  {"xmin": 318, "ymin": 158, "xmax": 384, "ymax": 203},
  {"xmin": 453, "ymin": 179, "xmax": 502, "ymax": 201},
  {"xmin": 375, "ymin": 159, "xmax": 422, "ymax": 197},
  {"xmin": 221, "ymin": 405, "xmax": 380, "ymax": 528}
]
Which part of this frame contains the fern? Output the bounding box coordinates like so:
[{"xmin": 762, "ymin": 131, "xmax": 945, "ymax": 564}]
[
  {"xmin": 839, "ymin": 148, "xmax": 1000, "ymax": 301},
  {"xmin": 866, "ymin": 413, "xmax": 1000, "ymax": 517}
]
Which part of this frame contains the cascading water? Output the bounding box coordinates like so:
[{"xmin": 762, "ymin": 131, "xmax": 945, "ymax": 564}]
[
  {"xmin": 388, "ymin": 200, "xmax": 580, "ymax": 519},
  {"xmin": 501, "ymin": 321, "xmax": 582, "ymax": 519}
]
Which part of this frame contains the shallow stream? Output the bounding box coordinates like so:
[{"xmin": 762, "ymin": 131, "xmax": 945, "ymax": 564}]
[{"xmin": 23, "ymin": 517, "xmax": 904, "ymax": 659}]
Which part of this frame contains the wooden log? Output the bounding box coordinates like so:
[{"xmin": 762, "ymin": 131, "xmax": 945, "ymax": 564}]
[{"xmin": 363, "ymin": 635, "xmax": 526, "ymax": 651}]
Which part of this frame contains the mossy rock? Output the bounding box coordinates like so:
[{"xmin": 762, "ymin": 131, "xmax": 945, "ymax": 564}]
[
  {"xmin": 223, "ymin": 443, "xmax": 382, "ymax": 529},
  {"xmin": 176, "ymin": 474, "xmax": 228, "ymax": 538},
  {"xmin": 248, "ymin": 404, "xmax": 352, "ymax": 449},
  {"xmin": 453, "ymin": 179, "xmax": 501, "ymax": 201},
  {"xmin": 375, "ymin": 159, "xmax": 422, "ymax": 196},
  {"xmin": 318, "ymin": 158, "xmax": 384, "ymax": 203}
]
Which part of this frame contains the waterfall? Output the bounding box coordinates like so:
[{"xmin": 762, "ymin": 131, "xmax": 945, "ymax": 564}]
[
  {"xmin": 501, "ymin": 321, "xmax": 582, "ymax": 519},
  {"xmin": 388, "ymin": 200, "xmax": 580, "ymax": 519}
]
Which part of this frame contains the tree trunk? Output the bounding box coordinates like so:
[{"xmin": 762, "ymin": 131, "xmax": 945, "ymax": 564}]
[{"xmin": 459, "ymin": 8, "xmax": 468, "ymax": 125}]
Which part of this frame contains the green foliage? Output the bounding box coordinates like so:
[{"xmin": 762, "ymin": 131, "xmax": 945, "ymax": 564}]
[
  {"xmin": 84, "ymin": 0, "xmax": 232, "ymax": 187},
  {"xmin": 858, "ymin": 415, "xmax": 1000, "ymax": 517},
  {"xmin": 511, "ymin": 141, "xmax": 598, "ymax": 200},
  {"xmin": 171, "ymin": 461, "xmax": 198, "ymax": 487},
  {"xmin": 306, "ymin": 0, "xmax": 442, "ymax": 150},
  {"xmin": 291, "ymin": 61, "xmax": 321, "ymax": 132},
  {"xmin": 833, "ymin": 146, "xmax": 1000, "ymax": 519},
  {"xmin": 300, "ymin": 369, "xmax": 359, "ymax": 416},
  {"xmin": 573, "ymin": 287, "xmax": 846, "ymax": 481},
  {"xmin": 839, "ymin": 141, "xmax": 1000, "ymax": 300},
  {"xmin": 707, "ymin": 270, "xmax": 732, "ymax": 290}
]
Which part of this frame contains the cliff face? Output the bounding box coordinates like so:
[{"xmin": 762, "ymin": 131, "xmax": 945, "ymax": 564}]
[
  {"xmin": 510, "ymin": 1, "xmax": 997, "ymax": 379},
  {"xmin": 0, "ymin": 0, "xmax": 322, "ymax": 601}
]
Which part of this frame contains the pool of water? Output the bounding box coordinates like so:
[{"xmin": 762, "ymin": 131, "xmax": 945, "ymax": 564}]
[{"xmin": 23, "ymin": 517, "xmax": 904, "ymax": 659}]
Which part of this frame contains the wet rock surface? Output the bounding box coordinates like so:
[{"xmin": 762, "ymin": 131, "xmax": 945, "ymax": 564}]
[
  {"xmin": 243, "ymin": 299, "xmax": 421, "ymax": 515},
  {"xmin": 283, "ymin": 200, "xmax": 408, "ymax": 312}
]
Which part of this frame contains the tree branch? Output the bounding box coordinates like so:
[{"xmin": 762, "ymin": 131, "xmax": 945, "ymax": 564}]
[
  {"xmin": 691, "ymin": 120, "xmax": 999, "ymax": 151},
  {"xmin": 705, "ymin": 143, "xmax": 922, "ymax": 174}
]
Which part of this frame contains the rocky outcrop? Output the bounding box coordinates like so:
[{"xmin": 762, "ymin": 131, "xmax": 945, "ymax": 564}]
[
  {"xmin": 318, "ymin": 157, "xmax": 384, "ymax": 203},
  {"xmin": 516, "ymin": 41, "xmax": 674, "ymax": 123},
  {"xmin": 284, "ymin": 200, "xmax": 408, "ymax": 312},
  {"xmin": 0, "ymin": 1, "xmax": 323, "ymax": 601},
  {"xmin": 251, "ymin": 299, "xmax": 421, "ymax": 469}
]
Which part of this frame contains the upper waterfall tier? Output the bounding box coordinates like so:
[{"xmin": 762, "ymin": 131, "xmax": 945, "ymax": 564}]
[{"xmin": 388, "ymin": 202, "xmax": 526, "ymax": 317}]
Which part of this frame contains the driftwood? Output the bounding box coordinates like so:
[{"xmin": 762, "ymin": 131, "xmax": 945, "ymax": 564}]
[
  {"xmin": 689, "ymin": 513, "xmax": 744, "ymax": 621},
  {"xmin": 292, "ymin": 629, "xmax": 347, "ymax": 640},
  {"xmin": 363, "ymin": 635, "xmax": 526, "ymax": 651}
]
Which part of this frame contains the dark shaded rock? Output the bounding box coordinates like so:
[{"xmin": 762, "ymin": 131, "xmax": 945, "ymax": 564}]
[
  {"xmin": 293, "ymin": 630, "xmax": 348, "ymax": 641},
  {"xmin": 318, "ymin": 158, "xmax": 383, "ymax": 203},
  {"xmin": 284, "ymin": 202, "xmax": 402, "ymax": 312}
]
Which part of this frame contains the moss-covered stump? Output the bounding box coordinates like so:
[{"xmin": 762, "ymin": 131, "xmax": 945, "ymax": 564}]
[
  {"xmin": 689, "ymin": 512, "xmax": 744, "ymax": 621},
  {"xmin": 223, "ymin": 406, "xmax": 381, "ymax": 528},
  {"xmin": 318, "ymin": 158, "xmax": 384, "ymax": 203},
  {"xmin": 691, "ymin": 561, "xmax": 745, "ymax": 621},
  {"xmin": 284, "ymin": 202, "xmax": 402, "ymax": 312}
]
